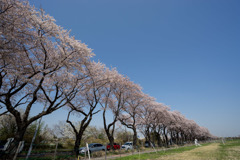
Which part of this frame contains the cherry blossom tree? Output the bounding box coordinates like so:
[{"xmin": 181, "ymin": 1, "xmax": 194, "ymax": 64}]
[
  {"xmin": 169, "ymin": 111, "xmax": 187, "ymax": 144},
  {"xmin": 0, "ymin": 0, "xmax": 93, "ymax": 157},
  {"xmin": 100, "ymin": 70, "xmax": 133, "ymax": 149},
  {"xmin": 65, "ymin": 61, "xmax": 108, "ymax": 156},
  {"xmin": 150, "ymin": 103, "xmax": 171, "ymax": 147},
  {"xmin": 53, "ymin": 121, "xmax": 76, "ymax": 139},
  {"xmin": 137, "ymin": 96, "xmax": 157, "ymax": 143},
  {"xmin": 119, "ymin": 90, "xmax": 148, "ymax": 147}
]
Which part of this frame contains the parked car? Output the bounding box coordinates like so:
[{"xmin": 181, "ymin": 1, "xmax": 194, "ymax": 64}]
[
  {"xmin": 121, "ymin": 142, "xmax": 133, "ymax": 150},
  {"xmin": 79, "ymin": 143, "xmax": 106, "ymax": 154},
  {"xmin": 0, "ymin": 140, "xmax": 7, "ymax": 151},
  {"xmin": 144, "ymin": 141, "xmax": 155, "ymax": 147},
  {"xmin": 106, "ymin": 143, "xmax": 120, "ymax": 150}
]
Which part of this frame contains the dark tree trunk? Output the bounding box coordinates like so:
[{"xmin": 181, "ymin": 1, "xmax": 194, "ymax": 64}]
[
  {"xmin": 156, "ymin": 132, "xmax": 162, "ymax": 147},
  {"xmin": 181, "ymin": 132, "xmax": 185, "ymax": 145},
  {"xmin": 104, "ymin": 124, "xmax": 115, "ymax": 150},
  {"xmin": 74, "ymin": 131, "xmax": 83, "ymax": 157},
  {"xmin": 133, "ymin": 127, "xmax": 137, "ymax": 148},
  {"xmin": 107, "ymin": 134, "xmax": 114, "ymax": 150},
  {"xmin": 146, "ymin": 126, "xmax": 151, "ymax": 142},
  {"xmin": 170, "ymin": 131, "xmax": 174, "ymax": 145},
  {"xmin": 164, "ymin": 134, "xmax": 169, "ymax": 147},
  {"xmin": 163, "ymin": 127, "xmax": 169, "ymax": 147},
  {"xmin": 3, "ymin": 125, "xmax": 28, "ymax": 159},
  {"xmin": 176, "ymin": 132, "xmax": 180, "ymax": 145},
  {"xmin": 102, "ymin": 103, "xmax": 119, "ymax": 150},
  {"xmin": 66, "ymin": 108, "xmax": 99, "ymax": 157}
]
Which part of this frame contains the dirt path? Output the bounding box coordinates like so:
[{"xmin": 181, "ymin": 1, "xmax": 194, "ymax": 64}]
[{"xmin": 156, "ymin": 143, "xmax": 219, "ymax": 160}]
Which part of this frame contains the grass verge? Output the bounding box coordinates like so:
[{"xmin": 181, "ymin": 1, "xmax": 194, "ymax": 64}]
[
  {"xmin": 113, "ymin": 144, "xmax": 201, "ymax": 160},
  {"xmin": 216, "ymin": 139, "xmax": 240, "ymax": 160}
]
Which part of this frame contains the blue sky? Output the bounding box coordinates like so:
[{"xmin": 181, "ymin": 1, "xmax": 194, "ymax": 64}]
[{"xmin": 30, "ymin": 0, "xmax": 240, "ymax": 137}]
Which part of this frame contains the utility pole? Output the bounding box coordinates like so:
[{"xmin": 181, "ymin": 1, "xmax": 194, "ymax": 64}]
[{"xmin": 26, "ymin": 101, "xmax": 47, "ymax": 160}]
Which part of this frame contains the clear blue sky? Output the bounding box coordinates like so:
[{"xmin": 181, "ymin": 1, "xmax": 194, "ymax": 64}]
[{"xmin": 30, "ymin": 0, "xmax": 240, "ymax": 137}]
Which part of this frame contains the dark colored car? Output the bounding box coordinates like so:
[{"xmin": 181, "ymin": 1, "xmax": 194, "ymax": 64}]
[
  {"xmin": 144, "ymin": 141, "xmax": 155, "ymax": 147},
  {"xmin": 106, "ymin": 143, "xmax": 120, "ymax": 150},
  {"xmin": 0, "ymin": 140, "xmax": 7, "ymax": 151}
]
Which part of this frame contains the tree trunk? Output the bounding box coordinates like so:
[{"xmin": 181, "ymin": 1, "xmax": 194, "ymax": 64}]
[
  {"xmin": 163, "ymin": 128, "xmax": 169, "ymax": 147},
  {"xmin": 107, "ymin": 134, "xmax": 114, "ymax": 150},
  {"xmin": 164, "ymin": 134, "xmax": 169, "ymax": 147},
  {"xmin": 146, "ymin": 127, "xmax": 151, "ymax": 142},
  {"xmin": 103, "ymin": 107, "xmax": 116, "ymax": 150},
  {"xmin": 74, "ymin": 132, "xmax": 83, "ymax": 157},
  {"xmin": 176, "ymin": 132, "xmax": 180, "ymax": 145},
  {"xmin": 4, "ymin": 125, "xmax": 27, "ymax": 159},
  {"xmin": 181, "ymin": 133, "xmax": 185, "ymax": 145},
  {"xmin": 133, "ymin": 127, "xmax": 137, "ymax": 148},
  {"xmin": 156, "ymin": 132, "xmax": 162, "ymax": 147},
  {"xmin": 170, "ymin": 132, "xmax": 173, "ymax": 145}
]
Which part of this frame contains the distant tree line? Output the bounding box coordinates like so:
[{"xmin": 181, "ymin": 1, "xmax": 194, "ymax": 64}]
[{"xmin": 0, "ymin": 0, "xmax": 213, "ymax": 158}]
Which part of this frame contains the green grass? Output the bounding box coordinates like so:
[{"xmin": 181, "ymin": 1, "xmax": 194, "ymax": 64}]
[
  {"xmin": 216, "ymin": 139, "xmax": 240, "ymax": 160},
  {"xmin": 113, "ymin": 140, "xmax": 240, "ymax": 160},
  {"xmin": 113, "ymin": 145, "xmax": 199, "ymax": 160},
  {"xmin": 17, "ymin": 140, "xmax": 240, "ymax": 160}
]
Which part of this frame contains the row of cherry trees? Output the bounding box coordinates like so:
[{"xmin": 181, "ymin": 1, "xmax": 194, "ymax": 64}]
[
  {"xmin": 138, "ymin": 103, "xmax": 212, "ymax": 147},
  {"xmin": 0, "ymin": 0, "xmax": 212, "ymax": 158}
]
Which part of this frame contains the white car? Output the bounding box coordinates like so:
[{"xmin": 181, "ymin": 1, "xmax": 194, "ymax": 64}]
[
  {"xmin": 121, "ymin": 142, "xmax": 133, "ymax": 150},
  {"xmin": 79, "ymin": 143, "xmax": 106, "ymax": 154}
]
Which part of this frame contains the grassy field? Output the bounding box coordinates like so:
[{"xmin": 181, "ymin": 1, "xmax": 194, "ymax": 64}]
[
  {"xmin": 113, "ymin": 139, "xmax": 240, "ymax": 160},
  {"xmin": 16, "ymin": 139, "xmax": 240, "ymax": 160},
  {"xmin": 217, "ymin": 139, "xmax": 240, "ymax": 160}
]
